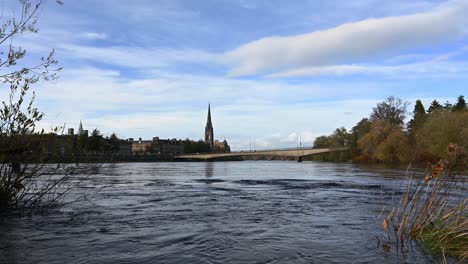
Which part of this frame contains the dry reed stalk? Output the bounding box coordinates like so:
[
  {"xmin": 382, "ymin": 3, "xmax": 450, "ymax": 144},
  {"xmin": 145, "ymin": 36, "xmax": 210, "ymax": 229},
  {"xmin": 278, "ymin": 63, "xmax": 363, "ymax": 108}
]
[{"xmin": 381, "ymin": 144, "xmax": 467, "ymax": 261}]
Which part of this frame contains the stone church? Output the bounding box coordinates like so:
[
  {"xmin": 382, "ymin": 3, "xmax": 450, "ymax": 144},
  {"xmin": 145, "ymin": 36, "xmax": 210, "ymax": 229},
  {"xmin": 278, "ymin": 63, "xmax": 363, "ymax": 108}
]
[{"xmin": 204, "ymin": 104, "xmax": 230, "ymax": 152}]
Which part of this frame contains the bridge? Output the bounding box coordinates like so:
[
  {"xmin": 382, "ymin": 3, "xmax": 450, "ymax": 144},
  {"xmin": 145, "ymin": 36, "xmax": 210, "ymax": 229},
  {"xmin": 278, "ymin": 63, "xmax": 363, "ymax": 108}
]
[{"xmin": 175, "ymin": 147, "xmax": 348, "ymax": 162}]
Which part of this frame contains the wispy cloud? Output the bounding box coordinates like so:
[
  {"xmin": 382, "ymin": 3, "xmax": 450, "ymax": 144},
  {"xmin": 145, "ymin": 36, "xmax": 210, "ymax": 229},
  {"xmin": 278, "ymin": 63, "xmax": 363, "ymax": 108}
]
[
  {"xmin": 223, "ymin": 0, "xmax": 468, "ymax": 76},
  {"xmin": 80, "ymin": 32, "xmax": 108, "ymax": 40},
  {"xmin": 269, "ymin": 61, "xmax": 468, "ymax": 78}
]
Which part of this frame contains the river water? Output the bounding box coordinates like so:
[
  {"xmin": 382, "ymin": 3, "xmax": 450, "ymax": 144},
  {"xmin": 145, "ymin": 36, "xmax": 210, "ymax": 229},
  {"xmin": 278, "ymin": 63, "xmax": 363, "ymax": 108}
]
[{"xmin": 0, "ymin": 161, "xmax": 440, "ymax": 263}]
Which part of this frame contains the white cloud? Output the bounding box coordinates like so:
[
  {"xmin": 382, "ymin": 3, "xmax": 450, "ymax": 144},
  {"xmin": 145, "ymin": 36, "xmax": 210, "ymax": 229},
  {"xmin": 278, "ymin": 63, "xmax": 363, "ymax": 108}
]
[
  {"xmin": 270, "ymin": 60, "xmax": 468, "ymax": 78},
  {"xmin": 33, "ymin": 67, "xmax": 382, "ymax": 150},
  {"xmin": 80, "ymin": 32, "xmax": 108, "ymax": 40},
  {"xmin": 270, "ymin": 65, "xmax": 368, "ymax": 77},
  {"xmin": 223, "ymin": 0, "xmax": 468, "ymax": 76}
]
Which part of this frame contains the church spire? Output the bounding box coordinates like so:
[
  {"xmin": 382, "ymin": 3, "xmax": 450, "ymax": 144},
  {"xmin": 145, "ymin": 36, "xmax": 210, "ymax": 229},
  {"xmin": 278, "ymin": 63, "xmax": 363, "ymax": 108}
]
[
  {"xmin": 205, "ymin": 103, "xmax": 214, "ymax": 151},
  {"xmin": 78, "ymin": 120, "xmax": 84, "ymax": 135},
  {"xmin": 207, "ymin": 103, "xmax": 212, "ymax": 126}
]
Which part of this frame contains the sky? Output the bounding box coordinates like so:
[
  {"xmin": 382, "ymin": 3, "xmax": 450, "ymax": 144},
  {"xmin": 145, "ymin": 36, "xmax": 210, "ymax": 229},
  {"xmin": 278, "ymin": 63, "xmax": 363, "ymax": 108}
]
[{"xmin": 3, "ymin": 0, "xmax": 468, "ymax": 150}]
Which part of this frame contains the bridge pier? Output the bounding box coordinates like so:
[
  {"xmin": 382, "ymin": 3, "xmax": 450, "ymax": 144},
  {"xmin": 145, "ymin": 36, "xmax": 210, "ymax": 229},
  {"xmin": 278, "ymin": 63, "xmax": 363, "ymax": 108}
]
[{"xmin": 296, "ymin": 156, "xmax": 303, "ymax": 162}]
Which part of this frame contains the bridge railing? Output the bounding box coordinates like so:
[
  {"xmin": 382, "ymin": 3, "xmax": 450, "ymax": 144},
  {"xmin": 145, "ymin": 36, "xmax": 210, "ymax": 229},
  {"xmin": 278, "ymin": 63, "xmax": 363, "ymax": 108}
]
[
  {"xmin": 181, "ymin": 147, "xmax": 348, "ymax": 156},
  {"xmin": 230, "ymin": 146, "xmax": 315, "ymax": 153}
]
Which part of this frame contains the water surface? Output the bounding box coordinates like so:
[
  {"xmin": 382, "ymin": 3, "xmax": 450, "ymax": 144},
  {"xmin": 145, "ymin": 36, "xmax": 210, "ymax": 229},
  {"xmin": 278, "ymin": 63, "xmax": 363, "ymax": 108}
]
[{"xmin": 0, "ymin": 161, "xmax": 436, "ymax": 263}]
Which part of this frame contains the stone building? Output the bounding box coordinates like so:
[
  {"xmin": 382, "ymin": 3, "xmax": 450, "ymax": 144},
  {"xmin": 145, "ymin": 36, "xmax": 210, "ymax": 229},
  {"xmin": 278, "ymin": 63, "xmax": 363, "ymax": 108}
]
[
  {"xmin": 153, "ymin": 137, "xmax": 184, "ymax": 155},
  {"xmin": 132, "ymin": 138, "xmax": 153, "ymax": 154},
  {"xmin": 131, "ymin": 137, "xmax": 184, "ymax": 155},
  {"xmin": 214, "ymin": 139, "xmax": 231, "ymax": 152},
  {"xmin": 118, "ymin": 139, "xmax": 133, "ymax": 155}
]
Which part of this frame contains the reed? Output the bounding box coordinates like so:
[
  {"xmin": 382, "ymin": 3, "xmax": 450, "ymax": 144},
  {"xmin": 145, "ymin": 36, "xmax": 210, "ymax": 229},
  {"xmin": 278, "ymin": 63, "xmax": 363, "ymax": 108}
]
[{"xmin": 381, "ymin": 144, "xmax": 467, "ymax": 261}]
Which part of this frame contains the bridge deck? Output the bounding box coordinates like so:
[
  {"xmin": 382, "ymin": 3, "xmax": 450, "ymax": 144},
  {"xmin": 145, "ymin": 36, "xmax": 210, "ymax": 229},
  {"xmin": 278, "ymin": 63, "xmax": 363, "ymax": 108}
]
[{"xmin": 176, "ymin": 147, "xmax": 347, "ymax": 160}]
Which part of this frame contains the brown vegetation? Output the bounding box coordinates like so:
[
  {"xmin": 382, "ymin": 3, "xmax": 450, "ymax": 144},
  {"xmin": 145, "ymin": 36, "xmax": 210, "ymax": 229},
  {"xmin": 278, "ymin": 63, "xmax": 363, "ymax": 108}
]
[{"xmin": 380, "ymin": 145, "xmax": 467, "ymax": 261}]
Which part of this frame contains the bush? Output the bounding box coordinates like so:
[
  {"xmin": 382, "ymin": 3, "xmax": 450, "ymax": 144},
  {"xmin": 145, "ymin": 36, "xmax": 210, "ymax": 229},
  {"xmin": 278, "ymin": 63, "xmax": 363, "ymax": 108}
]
[{"xmin": 416, "ymin": 111, "xmax": 468, "ymax": 157}]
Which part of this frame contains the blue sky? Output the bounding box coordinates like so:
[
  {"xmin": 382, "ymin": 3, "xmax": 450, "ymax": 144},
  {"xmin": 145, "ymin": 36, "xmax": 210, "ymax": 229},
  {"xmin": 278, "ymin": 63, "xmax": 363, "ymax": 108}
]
[{"xmin": 5, "ymin": 0, "xmax": 468, "ymax": 149}]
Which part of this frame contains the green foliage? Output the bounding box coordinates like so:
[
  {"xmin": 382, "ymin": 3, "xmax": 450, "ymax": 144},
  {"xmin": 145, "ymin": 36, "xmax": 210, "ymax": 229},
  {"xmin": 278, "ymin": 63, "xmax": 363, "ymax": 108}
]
[
  {"xmin": 357, "ymin": 120, "xmax": 395, "ymax": 157},
  {"xmin": 84, "ymin": 129, "xmax": 117, "ymax": 153},
  {"xmin": 87, "ymin": 129, "xmax": 102, "ymax": 153},
  {"xmin": 313, "ymin": 127, "xmax": 349, "ymax": 149},
  {"xmin": 453, "ymin": 95, "xmax": 467, "ymax": 112},
  {"xmin": 306, "ymin": 151, "xmax": 351, "ymax": 162},
  {"xmin": 370, "ymin": 96, "xmax": 409, "ymax": 127},
  {"xmin": 313, "ymin": 135, "xmax": 331, "ymax": 148},
  {"xmin": 330, "ymin": 127, "xmax": 349, "ymax": 147},
  {"xmin": 415, "ymin": 111, "xmax": 468, "ymax": 156},
  {"xmin": 77, "ymin": 133, "xmax": 88, "ymax": 152},
  {"xmin": 408, "ymin": 100, "xmax": 426, "ymax": 130},
  {"xmin": 183, "ymin": 139, "xmax": 211, "ymax": 153},
  {"xmin": 443, "ymin": 101, "xmax": 453, "ymax": 111},
  {"xmin": 374, "ymin": 129, "xmax": 413, "ymax": 163},
  {"xmin": 381, "ymin": 151, "xmax": 467, "ymax": 262},
  {"xmin": 314, "ymin": 96, "xmax": 467, "ymax": 163},
  {"xmin": 427, "ymin": 100, "xmax": 443, "ymax": 113},
  {"xmin": 418, "ymin": 227, "xmax": 468, "ymax": 260},
  {"xmin": 108, "ymin": 133, "xmax": 120, "ymax": 152},
  {"xmin": 348, "ymin": 118, "xmax": 371, "ymax": 157}
]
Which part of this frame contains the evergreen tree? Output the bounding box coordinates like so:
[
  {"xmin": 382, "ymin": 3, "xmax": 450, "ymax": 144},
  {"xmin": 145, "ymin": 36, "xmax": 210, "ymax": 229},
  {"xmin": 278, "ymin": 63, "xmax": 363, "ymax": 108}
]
[
  {"xmin": 108, "ymin": 133, "xmax": 120, "ymax": 152},
  {"xmin": 88, "ymin": 129, "xmax": 103, "ymax": 153},
  {"xmin": 453, "ymin": 95, "xmax": 467, "ymax": 112},
  {"xmin": 427, "ymin": 100, "xmax": 443, "ymax": 113},
  {"xmin": 443, "ymin": 101, "xmax": 453, "ymax": 111},
  {"xmin": 408, "ymin": 100, "xmax": 426, "ymax": 132}
]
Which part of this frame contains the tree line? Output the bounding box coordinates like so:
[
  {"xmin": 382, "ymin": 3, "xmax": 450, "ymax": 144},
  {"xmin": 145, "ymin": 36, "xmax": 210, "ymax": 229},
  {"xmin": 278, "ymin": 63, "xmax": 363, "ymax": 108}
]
[
  {"xmin": 72, "ymin": 130, "xmax": 121, "ymax": 154},
  {"xmin": 313, "ymin": 95, "xmax": 468, "ymax": 163}
]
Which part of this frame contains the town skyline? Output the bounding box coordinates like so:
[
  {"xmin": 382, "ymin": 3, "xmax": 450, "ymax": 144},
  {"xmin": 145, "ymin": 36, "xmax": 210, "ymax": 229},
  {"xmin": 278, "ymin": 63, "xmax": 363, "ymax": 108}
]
[{"xmin": 3, "ymin": 0, "xmax": 467, "ymax": 150}]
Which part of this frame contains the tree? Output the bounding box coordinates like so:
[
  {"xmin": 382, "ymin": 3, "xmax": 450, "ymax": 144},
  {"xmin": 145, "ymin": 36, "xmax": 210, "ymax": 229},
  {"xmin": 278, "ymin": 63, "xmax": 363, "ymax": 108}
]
[
  {"xmin": 413, "ymin": 100, "xmax": 426, "ymax": 126},
  {"xmin": 453, "ymin": 95, "xmax": 467, "ymax": 112},
  {"xmin": 374, "ymin": 130, "xmax": 413, "ymax": 163},
  {"xmin": 108, "ymin": 133, "xmax": 120, "ymax": 152},
  {"xmin": 427, "ymin": 100, "xmax": 443, "ymax": 113},
  {"xmin": 88, "ymin": 129, "xmax": 103, "ymax": 153},
  {"xmin": 349, "ymin": 118, "xmax": 372, "ymax": 157},
  {"xmin": 407, "ymin": 99, "xmax": 426, "ymax": 134},
  {"xmin": 329, "ymin": 127, "xmax": 349, "ymax": 147},
  {"xmin": 77, "ymin": 131, "xmax": 88, "ymax": 152},
  {"xmin": 370, "ymin": 96, "xmax": 409, "ymax": 127},
  {"xmin": 183, "ymin": 139, "xmax": 211, "ymax": 153},
  {"xmin": 443, "ymin": 101, "xmax": 453, "ymax": 111},
  {"xmin": 358, "ymin": 120, "xmax": 395, "ymax": 157},
  {"xmin": 0, "ymin": 0, "xmax": 89, "ymax": 209},
  {"xmin": 416, "ymin": 111, "xmax": 468, "ymax": 157},
  {"xmin": 313, "ymin": 135, "xmax": 331, "ymax": 148}
]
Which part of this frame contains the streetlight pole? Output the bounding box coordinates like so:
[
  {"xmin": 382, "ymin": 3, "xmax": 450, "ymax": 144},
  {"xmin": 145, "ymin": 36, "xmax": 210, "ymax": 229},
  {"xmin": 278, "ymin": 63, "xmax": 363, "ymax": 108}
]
[{"xmin": 299, "ymin": 132, "xmax": 302, "ymax": 150}]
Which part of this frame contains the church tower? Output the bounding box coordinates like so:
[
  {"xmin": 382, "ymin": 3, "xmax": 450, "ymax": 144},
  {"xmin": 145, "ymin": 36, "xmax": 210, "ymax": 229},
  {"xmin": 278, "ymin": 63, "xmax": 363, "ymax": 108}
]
[{"xmin": 205, "ymin": 103, "xmax": 214, "ymax": 151}]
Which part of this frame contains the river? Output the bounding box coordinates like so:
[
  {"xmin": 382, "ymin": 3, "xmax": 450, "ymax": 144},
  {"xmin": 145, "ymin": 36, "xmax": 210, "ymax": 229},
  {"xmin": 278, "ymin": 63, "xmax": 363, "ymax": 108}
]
[{"xmin": 0, "ymin": 161, "xmax": 439, "ymax": 263}]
